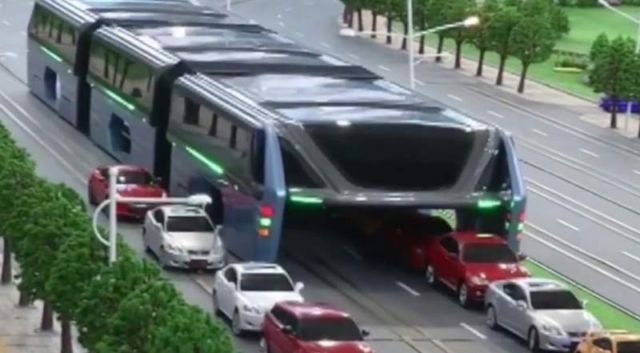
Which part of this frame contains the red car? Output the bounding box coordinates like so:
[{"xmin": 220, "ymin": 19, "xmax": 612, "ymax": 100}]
[
  {"xmin": 424, "ymin": 232, "xmax": 529, "ymax": 307},
  {"xmin": 262, "ymin": 301, "xmax": 372, "ymax": 353},
  {"xmin": 87, "ymin": 165, "xmax": 166, "ymax": 219}
]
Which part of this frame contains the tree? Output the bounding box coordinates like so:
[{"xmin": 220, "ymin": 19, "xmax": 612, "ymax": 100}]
[
  {"xmin": 46, "ymin": 230, "xmax": 107, "ymax": 353},
  {"xmin": 75, "ymin": 250, "xmax": 163, "ymax": 350},
  {"xmin": 148, "ymin": 303, "xmax": 234, "ymax": 353},
  {"xmin": 390, "ymin": 0, "xmax": 409, "ymax": 50},
  {"xmin": 549, "ymin": 6, "xmax": 569, "ymax": 39},
  {"xmin": 509, "ymin": 16, "xmax": 556, "ymax": 93},
  {"xmin": 590, "ymin": 33, "xmax": 610, "ymax": 63},
  {"xmin": 341, "ymin": 0, "xmax": 356, "ymax": 27},
  {"xmin": 589, "ymin": 36, "xmax": 637, "ymax": 129},
  {"xmin": 442, "ymin": 0, "xmax": 476, "ymax": 69},
  {"xmin": 415, "ymin": 0, "xmax": 430, "ymax": 54},
  {"xmin": 488, "ymin": 5, "xmax": 522, "ymax": 85},
  {"xmin": 94, "ymin": 281, "xmax": 184, "ymax": 353},
  {"xmin": 470, "ymin": 0, "xmax": 500, "ymax": 76},
  {"xmin": 424, "ymin": 0, "xmax": 448, "ymax": 62}
]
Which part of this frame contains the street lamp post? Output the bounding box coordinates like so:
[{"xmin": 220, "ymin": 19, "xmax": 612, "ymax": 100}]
[
  {"xmin": 92, "ymin": 167, "xmax": 212, "ymax": 265},
  {"xmin": 339, "ymin": 9, "xmax": 479, "ymax": 89},
  {"xmin": 597, "ymin": 0, "xmax": 640, "ymax": 131}
]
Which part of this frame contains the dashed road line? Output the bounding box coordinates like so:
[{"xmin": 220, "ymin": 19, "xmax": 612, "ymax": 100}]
[
  {"xmin": 193, "ymin": 277, "xmax": 214, "ymax": 295},
  {"xmin": 447, "ymin": 94, "xmax": 462, "ymax": 102},
  {"xmin": 622, "ymin": 251, "xmax": 640, "ymax": 264},
  {"xmin": 396, "ymin": 281, "xmax": 420, "ymax": 296},
  {"xmin": 343, "ymin": 246, "xmax": 363, "ymax": 261},
  {"xmin": 285, "ymin": 7, "xmax": 293, "ymax": 12},
  {"xmin": 634, "ymin": 170, "xmax": 640, "ymax": 176},
  {"xmin": 557, "ymin": 219, "xmax": 579, "ymax": 232},
  {"xmin": 321, "ymin": 42, "xmax": 331, "ymax": 49},
  {"xmin": 277, "ymin": 21, "xmax": 285, "ymax": 27},
  {"xmin": 488, "ymin": 110, "xmax": 504, "ymax": 119},
  {"xmin": 460, "ymin": 323, "xmax": 487, "ymax": 339},
  {"xmin": 293, "ymin": 31, "xmax": 304, "ymax": 38},
  {"xmin": 414, "ymin": 79, "xmax": 425, "ymax": 87},
  {"xmin": 579, "ymin": 148, "xmax": 600, "ymax": 158},
  {"xmin": 377, "ymin": 65, "xmax": 391, "ymax": 72},
  {"xmin": 532, "ymin": 129, "xmax": 548, "ymax": 137},
  {"xmin": 277, "ymin": 14, "xmax": 282, "ymax": 19},
  {"xmin": 1, "ymin": 20, "xmax": 10, "ymax": 26},
  {"xmin": 346, "ymin": 53, "xmax": 360, "ymax": 60}
]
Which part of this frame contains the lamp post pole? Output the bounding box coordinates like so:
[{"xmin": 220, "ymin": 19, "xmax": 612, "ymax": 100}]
[{"xmin": 407, "ymin": 0, "xmax": 416, "ymax": 89}]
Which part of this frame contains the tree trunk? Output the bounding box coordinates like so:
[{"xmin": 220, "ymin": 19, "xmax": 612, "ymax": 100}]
[
  {"xmin": 41, "ymin": 301, "xmax": 54, "ymax": 331},
  {"xmin": 348, "ymin": 8, "xmax": 355, "ymax": 28},
  {"xmin": 386, "ymin": 14, "xmax": 392, "ymax": 44},
  {"xmin": 454, "ymin": 40, "xmax": 463, "ymax": 69},
  {"xmin": 18, "ymin": 290, "xmax": 31, "ymax": 307},
  {"xmin": 517, "ymin": 63, "xmax": 529, "ymax": 93},
  {"xmin": 476, "ymin": 49, "xmax": 486, "ymax": 77},
  {"xmin": 1, "ymin": 237, "xmax": 11, "ymax": 285},
  {"xmin": 371, "ymin": 12, "xmax": 378, "ymax": 38},
  {"xmin": 61, "ymin": 317, "xmax": 73, "ymax": 353},
  {"xmin": 401, "ymin": 22, "xmax": 408, "ymax": 50},
  {"xmin": 435, "ymin": 35, "xmax": 444, "ymax": 62},
  {"xmin": 418, "ymin": 14, "xmax": 426, "ymax": 54},
  {"xmin": 342, "ymin": 6, "xmax": 349, "ymax": 24},
  {"xmin": 357, "ymin": 8, "xmax": 364, "ymax": 32},
  {"xmin": 610, "ymin": 96, "xmax": 618, "ymax": 129},
  {"xmin": 496, "ymin": 54, "xmax": 507, "ymax": 86}
]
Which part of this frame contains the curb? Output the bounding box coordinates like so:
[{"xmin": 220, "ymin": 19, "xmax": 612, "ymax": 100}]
[{"xmin": 527, "ymin": 257, "xmax": 640, "ymax": 323}]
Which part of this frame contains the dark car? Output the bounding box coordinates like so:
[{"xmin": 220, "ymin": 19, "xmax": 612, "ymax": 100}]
[{"xmin": 599, "ymin": 96, "xmax": 640, "ymax": 113}]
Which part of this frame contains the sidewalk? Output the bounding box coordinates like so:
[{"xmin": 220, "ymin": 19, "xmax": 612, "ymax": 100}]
[
  {"xmin": 346, "ymin": 10, "xmax": 640, "ymax": 139},
  {"xmin": 0, "ymin": 240, "xmax": 85, "ymax": 353}
]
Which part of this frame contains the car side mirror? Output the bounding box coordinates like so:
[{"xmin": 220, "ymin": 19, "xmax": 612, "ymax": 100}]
[
  {"xmin": 361, "ymin": 329, "xmax": 370, "ymax": 337},
  {"xmin": 517, "ymin": 253, "xmax": 528, "ymax": 261},
  {"xmin": 516, "ymin": 300, "xmax": 528, "ymax": 310},
  {"xmin": 295, "ymin": 282, "xmax": 304, "ymax": 292},
  {"xmin": 281, "ymin": 325, "xmax": 294, "ymax": 335},
  {"xmin": 582, "ymin": 299, "xmax": 589, "ymax": 308}
]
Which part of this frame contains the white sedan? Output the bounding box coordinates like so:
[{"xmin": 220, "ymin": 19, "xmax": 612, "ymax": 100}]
[{"xmin": 212, "ymin": 262, "xmax": 304, "ymax": 336}]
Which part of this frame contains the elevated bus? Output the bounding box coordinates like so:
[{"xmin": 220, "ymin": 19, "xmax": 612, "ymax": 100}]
[{"xmin": 27, "ymin": 0, "xmax": 527, "ymax": 261}]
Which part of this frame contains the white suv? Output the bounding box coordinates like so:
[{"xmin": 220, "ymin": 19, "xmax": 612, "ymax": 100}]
[{"xmin": 212, "ymin": 263, "xmax": 304, "ymax": 336}]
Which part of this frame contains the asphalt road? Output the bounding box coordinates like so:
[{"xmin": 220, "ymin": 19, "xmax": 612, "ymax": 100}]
[
  {"xmin": 0, "ymin": 0, "xmax": 639, "ymax": 352},
  {"xmin": 195, "ymin": 0, "xmax": 640, "ymax": 314}
]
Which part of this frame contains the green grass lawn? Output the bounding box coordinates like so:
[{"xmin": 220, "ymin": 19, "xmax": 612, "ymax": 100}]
[
  {"xmin": 524, "ymin": 259, "xmax": 640, "ymax": 331},
  {"xmin": 385, "ymin": 6, "xmax": 640, "ymax": 100}
]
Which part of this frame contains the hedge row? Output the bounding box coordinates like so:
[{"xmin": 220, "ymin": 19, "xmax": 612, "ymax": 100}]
[{"xmin": 0, "ymin": 122, "xmax": 233, "ymax": 353}]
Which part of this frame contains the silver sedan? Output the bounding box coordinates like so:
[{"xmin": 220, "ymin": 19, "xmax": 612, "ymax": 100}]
[
  {"xmin": 484, "ymin": 278, "xmax": 601, "ymax": 352},
  {"xmin": 143, "ymin": 205, "xmax": 226, "ymax": 270}
]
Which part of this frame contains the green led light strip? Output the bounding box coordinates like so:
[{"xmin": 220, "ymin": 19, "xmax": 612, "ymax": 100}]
[
  {"xmin": 98, "ymin": 85, "xmax": 136, "ymax": 111},
  {"xmin": 477, "ymin": 199, "xmax": 501, "ymax": 209},
  {"xmin": 184, "ymin": 146, "xmax": 224, "ymax": 175},
  {"xmin": 289, "ymin": 195, "xmax": 323, "ymax": 204},
  {"xmin": 40, "ymin": 46, "xmax": 62, "ymax": 63}
]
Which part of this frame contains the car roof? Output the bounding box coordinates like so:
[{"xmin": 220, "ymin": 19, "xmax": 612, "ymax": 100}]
[
  {"xmin": 158, "ymin": 205, "xmax": 207, "ymax": 217},
  {"xmin": 111, "ymin": 164, "xmax": 149, "ymax": 172},
  {"xmin": 511, "ymin": 278, "xmax": 568, "ymax": 291},
  {"xmin": 448, "ymin": 231, "xmax": 507, "ymax": 245},
  {"xmin": 278, "ymin": 301, "xmax": 352, "ymax": 320},
  {"xmin": 234, "ymin": 262, "xmax": 286, "ymax": 274}
]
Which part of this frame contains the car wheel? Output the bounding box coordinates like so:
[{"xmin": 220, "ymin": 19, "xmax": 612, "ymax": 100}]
[
  {"xmin": 528, "ymin": 327, "xmax": 540, "ymax": 352},
  {"xmin": 232, "ymin": 309, "xmax": 244, "ymax": 336},
  {"xmin": 486, "ymin": 305, "xmax": 498, "ymax": 330},
  {"xmin": 212, "ymin": 291, "xmax": 220, "ymax": 316},
  {"xmin": 458, "ymin": 282, "xmax": 469, "ymax": 308},
  {"xmin": 425, "ymin": 265, "xmax": 436, "ymax": 286}
]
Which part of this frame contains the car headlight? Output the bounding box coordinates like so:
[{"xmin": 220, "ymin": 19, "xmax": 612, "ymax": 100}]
[
  {"xmin": 161, "ymin": 191, "xmax": 167, "ymax": 198},
  {"xmin": 212, "ymin": 237, "xmax": 225, "ymax": 254},
  {"xmin": 164, "ymin": 242, "xmax": 183, "ymax": 254},
  {"xmin": 242, "ymin": 304, "xmax": 261, "ymax": 315},
  {"xmin": 469, "ymin": 275, "xmax": 489, "ymax": 285},
  {"xmin": 541, "ymin": 323, "xmax": 564, "ymax": 336}
]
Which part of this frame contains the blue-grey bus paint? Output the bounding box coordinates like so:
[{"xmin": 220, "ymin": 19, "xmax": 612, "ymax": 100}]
[{"xmin": 501, "ymin": 130, "xmax": 527, "ymax": 252}]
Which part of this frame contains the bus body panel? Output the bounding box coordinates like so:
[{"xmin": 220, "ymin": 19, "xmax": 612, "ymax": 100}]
[
  {"xmin": 87, "ymin": 81, "xmax": 156, "ymax": 171},
  {"xmin": 501, "ymin": 131, "xmax": 527, "ymax": 252}
]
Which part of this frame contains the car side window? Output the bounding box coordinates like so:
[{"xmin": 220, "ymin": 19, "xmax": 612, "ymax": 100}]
[
  {"xmin": 503, "ymin": 283, "xmax": 526, "ymax": 301},
  {"xmin": 153, "ymin": 210, "xmax": 165, "ymax": 225},
  {"xmin": 271, "ymin": 306, "xmax": 290, "ymax": 326},
  {"xmin": 99, "ymin": 168, "xmax": 108, "ymax": 179},
  {"xmin": 440, "ymin": 236, "xmax": 459, "ymax": 254},
  {"xmin": 224, "ymin": 268, "xmax": 237, "ymax": 284},
  {"xmin": 593, "ymin": 338, "xmax": 612, "ymax": 351}
]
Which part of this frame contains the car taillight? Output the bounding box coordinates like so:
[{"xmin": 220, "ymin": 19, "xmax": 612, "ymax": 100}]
[{"xmin": 258, "ymin": 204, "xmax": 274, "ymax": 237}]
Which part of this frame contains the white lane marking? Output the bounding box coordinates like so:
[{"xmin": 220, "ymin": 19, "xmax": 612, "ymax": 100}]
[
  {"xmin": 414, "ymin": 79, "xmax": 425, "ymax": 87},
  {"xmin": 634, "ymin": 170, "xmax": 640, "ymax": 176},
  {"xmin": 579, "ymin": 148, "xmax": 599, "ymax": 158},
  {"xmin": 193, "ymin": 278, "xmax": 214, "ymax": 295},
  {"xmin": 277, "ymin": 14, "xmax": 282, "ymax": 19},
  {"xmin": 1, "ymin": 20, "xmax": 10, "ymax": 26},
  {"xmin": 0, "ymin": 52, "xmax": 17, "ymax": 59},
  {"xmin": 278, "ymin": 21, "xmax": 285, "ymax": 27},
  {"xmin": 321, "ymin": 42, "xmax": 331, "ymax": 49},
  {"xmin": 377, "ymin": 65, "xmax": 391, "ymax": 72},
  {"xmin": 527, "ymin": 230, "xmax": 640, "ymax": 294},
  {"xmin": 0, "ymin": 103, "xmax": 85, "ymax": 184},
  {"xmin": 0, "ymin": 90, "xmax": 41, "ymax": 128},
  {"xmin": 460, "ymin": 323, "xmax": 487, "ymax": 339},
  {"xmin": 447, "ymin": 94, "xmax": 462, "ymax": 102},
  {"xmin": 557, "ymin": 219, "xmax": 579, "ymax": 232},
  {"xmin": 343, "ymin": 246, "xmax": 363, "ymax": 261},
  {"xmin": 622, "ymin": 251, "xmax": 640, "ymax": 264},
  {"xmin": 293, "ymin": 31, "xmax": 304, "ymax": 38},
  {"xmin": 20, "ymin": 31, "xmax": 26, "ymax": 36},
  {"xmin": 488, "ymin": 110, "xmax": 504, "ymax": 119},
  {"xmin": 285, "ymin": 7, "xmax": 293, "ymax": 12},
  {"xmin": 532, "ymin": 129, "xmax": 548, "ymax": 137},
  {"xmin": 346, "ymin": 53, "xmax": 360, "ymax": 60},
  {"xmin": 396, "ymin": 281, "xmax": 420, "ymax": 296}
]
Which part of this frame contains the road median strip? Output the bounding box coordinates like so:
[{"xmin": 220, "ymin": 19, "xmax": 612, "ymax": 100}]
[{"xmin": 524, "ymin": 258, "xmax": 640, "ymax": 331}]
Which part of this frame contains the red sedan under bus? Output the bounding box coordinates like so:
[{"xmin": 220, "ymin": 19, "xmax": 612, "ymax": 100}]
[
  {"xmin": 424, "ymin": 232, "xmax": 529, "ymax": 307},
  {"xmin": 87, "ymin": 165, "xmax": 166, "ymax": 219}
]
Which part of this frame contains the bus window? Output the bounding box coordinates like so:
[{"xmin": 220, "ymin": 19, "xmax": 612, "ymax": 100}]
[
  {"xmin": 28, "ymin": 5, "xmax": 78, "ymax": 64},
  {"xmin": 250, "ymin": 130, "xmax": 265, "ymax": 184}
]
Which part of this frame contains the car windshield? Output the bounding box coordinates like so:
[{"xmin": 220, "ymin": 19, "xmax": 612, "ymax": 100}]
[
  {"xmin": 166, "ymin": 216, "xmax": 213, "ymax": 232},
  {"xmin": 240, "ymin": 273, "xmax": 293, "ymax": 291},
  {"xmin": 297, "ymin": 317, "xmax": 363, "ymax": 341},
  {"xmin": 530, "ymin": 290, "xmax": 582, "ymax": 310},
  {"xmin": 117, "ymin": 170, "xmax": 152, "ymax": 185},
  {"xmin": 462, "ymin": 243, "xmax": 517, "ymax": 263},
  {"xmin": 618, "ymin": 340, "xmax": 640, "ymax": 353}
]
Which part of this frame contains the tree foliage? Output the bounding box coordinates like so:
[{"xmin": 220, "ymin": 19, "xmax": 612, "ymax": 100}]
[
  {"xmin": 470, "ymin": 0, "xmax": 501, "ymax": 76},
  {"xmin": 509, "ymin": 16, "xmax": 556, "ymax": 93},
  {"xmin": 488, "ymin": 5, "xmax": 522, "ymax": 85}
]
